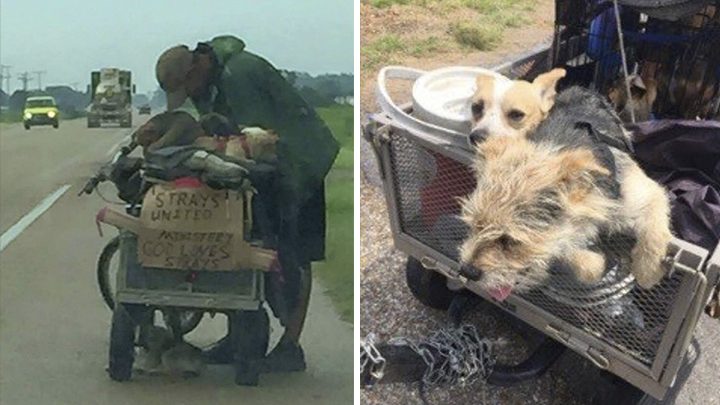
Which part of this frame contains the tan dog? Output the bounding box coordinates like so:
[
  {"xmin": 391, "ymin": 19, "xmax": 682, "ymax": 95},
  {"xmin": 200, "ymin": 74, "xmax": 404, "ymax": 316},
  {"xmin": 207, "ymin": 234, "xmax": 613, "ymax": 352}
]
[
  {"xmin": 468, "ymin": 68, "xmax": 566, "ymax": 144},
  {"xmin": 136, "ymin": 325, "xmax": 204, "ymax": 378},
  {"xmin": 459, "ymin": 136, "xmax": 672, "ymax": 301},
  {"xmin": 225, "ymin": 127, "xmax": 279, "ymax": 162},
  {"xmin": 607, "ymin": 74, "xmax": 658, "ymax": 122}
]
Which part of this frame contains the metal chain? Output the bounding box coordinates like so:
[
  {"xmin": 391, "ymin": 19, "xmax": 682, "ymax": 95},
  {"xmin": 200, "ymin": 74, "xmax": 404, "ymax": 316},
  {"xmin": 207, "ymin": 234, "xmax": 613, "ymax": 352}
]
[
  {"xmin": 360, "ymin": 333, "xmax": 387, "ymax": 382},
  {"xmin": 388, "ymin": 324, "xmax": 495, "ymax": 390}
]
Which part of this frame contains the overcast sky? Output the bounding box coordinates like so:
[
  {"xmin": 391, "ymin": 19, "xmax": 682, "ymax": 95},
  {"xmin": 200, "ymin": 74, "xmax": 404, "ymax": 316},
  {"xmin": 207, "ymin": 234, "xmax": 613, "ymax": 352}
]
[{"xmin": 0, "ymin": 0, "xmax": 353, "ymax": 93}]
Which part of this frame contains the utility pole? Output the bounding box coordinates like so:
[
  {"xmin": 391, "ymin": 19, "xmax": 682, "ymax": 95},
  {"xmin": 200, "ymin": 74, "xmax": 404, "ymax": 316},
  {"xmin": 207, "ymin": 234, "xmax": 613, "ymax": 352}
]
[
  {"xmin": 32, "ymin": 70, "xmax": 47, "ymax": 91},
  {"xmin": 0, "ymin": 65, "xmax": 11, "ymax": 94},
  {"xmin": 17, "ymin": 72, "xmax": 33, "ymax": 91}
]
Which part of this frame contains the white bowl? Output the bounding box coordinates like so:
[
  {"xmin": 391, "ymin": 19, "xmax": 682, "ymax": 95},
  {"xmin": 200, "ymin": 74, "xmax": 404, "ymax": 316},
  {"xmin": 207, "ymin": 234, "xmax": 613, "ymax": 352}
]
[{"xmin": 412, "ymin": 66, "xmax": 506, "ymax": 134}]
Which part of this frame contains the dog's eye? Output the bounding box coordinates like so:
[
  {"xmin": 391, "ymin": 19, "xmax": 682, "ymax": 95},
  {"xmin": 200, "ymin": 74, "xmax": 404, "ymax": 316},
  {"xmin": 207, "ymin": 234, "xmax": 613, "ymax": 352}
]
[
  {"xmin": 508, "ymin": 109, "xmax": 526, "ymax": 121},
  {"xmin": 498, "ymin": 235, "xmax": 518, "ymax": 251},
  {"xmin": 471, "ymin": 101, "xmax": 484, "ymax": 117}
]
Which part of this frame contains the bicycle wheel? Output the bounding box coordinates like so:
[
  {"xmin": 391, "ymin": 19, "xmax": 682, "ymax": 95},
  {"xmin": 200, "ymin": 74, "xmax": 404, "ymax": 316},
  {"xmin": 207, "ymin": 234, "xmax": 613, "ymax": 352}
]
[
  {"xmin": 97, "ymin": 235, "xmax": 204, "ymax": 335},
  {"xmin": 97, "ymin": 236, "xmax": 121, "ymax": 310}
]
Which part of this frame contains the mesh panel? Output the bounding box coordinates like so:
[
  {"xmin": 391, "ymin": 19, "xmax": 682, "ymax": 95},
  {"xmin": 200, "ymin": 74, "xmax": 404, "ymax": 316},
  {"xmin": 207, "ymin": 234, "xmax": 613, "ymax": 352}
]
[
  {"xmin": 390, "ymin": 134, "xmax": 475, "ymax": 261},
  {"xmin": 387, "ymin": 131, "xmax": 686, "ymax": 367}
]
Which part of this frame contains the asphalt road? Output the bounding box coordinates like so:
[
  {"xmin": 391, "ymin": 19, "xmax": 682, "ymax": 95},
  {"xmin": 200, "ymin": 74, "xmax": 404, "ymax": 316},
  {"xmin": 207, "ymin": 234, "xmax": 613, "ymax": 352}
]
[{"xmin": 0, "ymin": 116, "xmax": 353, "ymax": 405}]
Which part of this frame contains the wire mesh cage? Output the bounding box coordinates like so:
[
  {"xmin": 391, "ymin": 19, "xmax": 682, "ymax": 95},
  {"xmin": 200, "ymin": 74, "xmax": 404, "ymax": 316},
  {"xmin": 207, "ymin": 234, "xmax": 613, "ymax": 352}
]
[
  {"xmin": 388, "ymin": 126, "xmax": 692, "ymax": 364},
  {"xmin": 553, "ymin": 0, "xmax": 720, "ymax": 120},
  {"xmin": 374, "ymin": 121, "xmax": 714, "ymax": 398}
]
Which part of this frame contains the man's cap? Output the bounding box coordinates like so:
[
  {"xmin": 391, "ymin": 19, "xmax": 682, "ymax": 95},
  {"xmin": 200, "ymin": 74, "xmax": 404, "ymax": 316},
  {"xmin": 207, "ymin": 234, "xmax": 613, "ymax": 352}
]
[{"xmin": 155, "ymin": 45, "xmax": 193, "ymax": 109}]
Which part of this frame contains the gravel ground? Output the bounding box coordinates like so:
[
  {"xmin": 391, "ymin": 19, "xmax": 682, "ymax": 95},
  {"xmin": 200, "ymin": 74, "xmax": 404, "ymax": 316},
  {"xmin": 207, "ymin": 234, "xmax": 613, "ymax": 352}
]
[{"xmin": 360, "ymin": 250, "xmax": 587, "ymax": 405}]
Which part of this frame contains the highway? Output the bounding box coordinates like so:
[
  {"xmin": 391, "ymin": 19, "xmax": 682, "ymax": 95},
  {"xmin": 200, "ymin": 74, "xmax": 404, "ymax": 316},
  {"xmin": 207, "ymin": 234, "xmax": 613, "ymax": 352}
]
[{"xmin": 0, "ymin": 115, "xmax": 353, "ymax": 404}]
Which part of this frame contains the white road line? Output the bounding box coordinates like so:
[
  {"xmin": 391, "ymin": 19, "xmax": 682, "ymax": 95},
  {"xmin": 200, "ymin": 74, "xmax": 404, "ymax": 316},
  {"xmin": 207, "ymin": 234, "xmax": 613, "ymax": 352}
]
[{"xmin": 0, "ymin": 184, "xmax": 71, "ymax": 252}]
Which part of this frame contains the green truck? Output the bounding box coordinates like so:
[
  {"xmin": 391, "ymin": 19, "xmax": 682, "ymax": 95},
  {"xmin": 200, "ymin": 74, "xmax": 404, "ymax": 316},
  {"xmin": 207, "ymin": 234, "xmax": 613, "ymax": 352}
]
[{"xmin": 87, "ymin": 68, "xmax": 135, "ymax": 128}]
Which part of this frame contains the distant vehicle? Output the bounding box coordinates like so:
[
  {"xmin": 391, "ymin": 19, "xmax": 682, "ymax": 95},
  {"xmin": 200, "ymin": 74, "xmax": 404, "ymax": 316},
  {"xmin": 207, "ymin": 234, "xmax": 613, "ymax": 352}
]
[
  {"xmin": 23, "ymin": 96, "xmax": 59, "ymax": 130},
  {"xmin": 87, "ymin": 68, "xmax": 135, "ymax": 128},
  {"xmin": 138, "ymin": 104, "xmax": 151, "ymax": 115}
]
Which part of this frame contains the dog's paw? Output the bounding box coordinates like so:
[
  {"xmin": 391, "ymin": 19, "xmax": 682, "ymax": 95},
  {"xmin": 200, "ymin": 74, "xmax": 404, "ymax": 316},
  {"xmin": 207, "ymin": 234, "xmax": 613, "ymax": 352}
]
[
  {"xmin": 568, "ymin": 249, "xmax": 606, "ymax": 284},
  {"xmin": 631, "ymin": 256, "xmax": 666, "ymax": 289}
]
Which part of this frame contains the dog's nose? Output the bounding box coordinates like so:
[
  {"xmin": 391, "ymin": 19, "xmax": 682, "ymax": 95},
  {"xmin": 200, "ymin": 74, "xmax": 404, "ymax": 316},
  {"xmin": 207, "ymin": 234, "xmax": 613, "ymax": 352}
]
[
  {"xmin": 459, "ymin": 264, "xmax": 483, "ymax": 281},
  {"xmin": 468, "ymin": 128, "xmax": 489, "ymax": 146}
]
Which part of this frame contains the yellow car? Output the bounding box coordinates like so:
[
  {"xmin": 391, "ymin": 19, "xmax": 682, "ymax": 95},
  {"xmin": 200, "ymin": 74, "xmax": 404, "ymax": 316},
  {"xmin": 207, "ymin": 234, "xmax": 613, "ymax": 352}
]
[{"xmin": 23, "ymin": 96, "xmax": 60, "ymax": 129}]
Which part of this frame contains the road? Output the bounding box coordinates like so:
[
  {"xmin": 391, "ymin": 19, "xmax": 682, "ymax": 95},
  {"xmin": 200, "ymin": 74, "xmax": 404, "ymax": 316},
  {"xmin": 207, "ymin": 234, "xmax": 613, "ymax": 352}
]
[{"xmin": 0, "ymin": 116, "xmax": 353, "ymax": 405}]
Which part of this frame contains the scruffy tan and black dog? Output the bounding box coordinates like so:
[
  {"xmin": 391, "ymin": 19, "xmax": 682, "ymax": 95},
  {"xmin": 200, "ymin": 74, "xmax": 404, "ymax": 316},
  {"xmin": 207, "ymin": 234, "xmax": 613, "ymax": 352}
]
[{"xmin": 459, "ymin": 86, "xmax": 672, "ymax": 301}]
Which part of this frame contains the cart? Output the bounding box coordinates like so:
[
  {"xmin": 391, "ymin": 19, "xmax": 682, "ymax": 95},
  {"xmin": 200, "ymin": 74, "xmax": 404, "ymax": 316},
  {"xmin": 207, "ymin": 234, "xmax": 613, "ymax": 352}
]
[
  {"xmin": 80, "ymin": 142, "xmax": 293, "ymax": 386},
  {"xmin": 361, "ymin": 0, "xmax": 720, "ymax": 402}
]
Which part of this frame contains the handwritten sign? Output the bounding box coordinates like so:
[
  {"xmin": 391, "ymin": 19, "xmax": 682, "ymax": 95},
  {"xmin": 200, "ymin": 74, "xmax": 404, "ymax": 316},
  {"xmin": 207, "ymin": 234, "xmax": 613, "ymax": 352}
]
[{"xmin": 138, "ymin": 183, "xmax": 246, "ymax": 271}]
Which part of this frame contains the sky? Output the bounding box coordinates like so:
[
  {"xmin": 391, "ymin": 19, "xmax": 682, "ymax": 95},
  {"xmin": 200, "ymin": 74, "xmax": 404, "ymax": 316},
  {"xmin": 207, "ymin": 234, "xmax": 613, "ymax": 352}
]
[{"xmin": 0, "ymin": 0, "xmax": 353, "ymax": 94}]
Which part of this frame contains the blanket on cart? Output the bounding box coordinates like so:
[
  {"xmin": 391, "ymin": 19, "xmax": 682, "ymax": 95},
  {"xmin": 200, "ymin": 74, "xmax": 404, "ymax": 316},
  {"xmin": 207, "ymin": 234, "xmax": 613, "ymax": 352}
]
[{"xmin": 632, "ymin": 120, "xmax": 720, "ymax": 251}]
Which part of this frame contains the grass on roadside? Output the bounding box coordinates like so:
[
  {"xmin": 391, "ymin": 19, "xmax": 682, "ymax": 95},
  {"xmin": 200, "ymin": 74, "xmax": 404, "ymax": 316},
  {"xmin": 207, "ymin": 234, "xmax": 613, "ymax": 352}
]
[
  {"xmin": 364, "ymin": 34, "xmax": 444, "ymax": 69},
  {"xmin": 450, "ymin": 22, "xmax": 502, "ymax": 51},
  {"xmin": 314, "ymin": 103, "xmax": 353, "ymax": 322},
  {"xmin": 0, "ymin": 113, "xmax": 22, "ymax": 123},
  {"xmin": 362, "ymin": 0, "xmax": 535, "ymax": 64}
]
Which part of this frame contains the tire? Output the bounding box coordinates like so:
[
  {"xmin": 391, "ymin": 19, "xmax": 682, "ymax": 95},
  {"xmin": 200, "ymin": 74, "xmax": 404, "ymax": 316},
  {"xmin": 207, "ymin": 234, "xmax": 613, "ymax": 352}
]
[
  {"xmin": 108, "ymin": 303, "xmax": 138, "ymax": 381},
  {"xmin": 232, "ymin": 308, "xmax": 270, "ymax": 386},
  {"xmin": 97, "ymin": 236, "xmax": 121, "ymax": 310},
  {"xmin": 53, "ymin": 121, "xmax": 59, "ymax": 129},
  {"xmin": 24, "ymin": 123, "xmax": 30, "ymax": 130},
  {"xmin": 97, "ymin": 236, "xmax": 203, "ymax": 335},
  {"xmin": 405, "ymin": 256, "xmax": 454, "ymax": 310}
]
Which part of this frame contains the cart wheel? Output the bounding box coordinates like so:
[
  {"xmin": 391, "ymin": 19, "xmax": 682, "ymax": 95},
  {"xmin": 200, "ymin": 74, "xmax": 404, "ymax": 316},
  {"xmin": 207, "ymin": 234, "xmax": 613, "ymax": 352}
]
[
  {"xmin": 405, "ymin": 256, "xmax": 454, "ymax": 310},
  {"xmin": 97, "ymin": 236, "xmax": 121, "ymax": 310},
  {"xmin": 108, "ymin": 303, "xmax": 140, "ymax": 381},
  {"xmin": 232, "ymin": 308, "xmax": 269, "ymax": 386},
  {"xmin": 97, "ymin": 237, "xmax": 203, "ymax": 335}
]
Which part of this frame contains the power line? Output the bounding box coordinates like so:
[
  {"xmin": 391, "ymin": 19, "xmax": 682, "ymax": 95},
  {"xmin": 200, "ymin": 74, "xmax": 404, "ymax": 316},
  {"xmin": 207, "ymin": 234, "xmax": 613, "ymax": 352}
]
[
  {"xmin": 17, "ymin": 72, "xmax": 33, "ymax": 91},
  {"xmin": 32, "ymin": 70, "xmax": 47, "ymax": 91},
  {"xmin": 0, "ymin": 65, "xmax": 11, "ymax": 94}
]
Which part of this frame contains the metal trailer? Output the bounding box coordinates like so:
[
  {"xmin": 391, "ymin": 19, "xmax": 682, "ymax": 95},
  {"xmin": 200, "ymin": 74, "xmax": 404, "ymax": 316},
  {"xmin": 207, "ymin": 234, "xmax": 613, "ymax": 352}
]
[{"xmin": 362, "ymin": 0, "xmax": 720, "ymax": 401}]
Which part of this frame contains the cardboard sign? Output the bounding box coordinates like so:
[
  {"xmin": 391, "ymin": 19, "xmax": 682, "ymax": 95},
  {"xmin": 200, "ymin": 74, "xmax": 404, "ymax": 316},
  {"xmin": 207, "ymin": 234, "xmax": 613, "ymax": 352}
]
[{"xmin": 138, "ymin": 183, "xmax": 247, "ymax": 271}]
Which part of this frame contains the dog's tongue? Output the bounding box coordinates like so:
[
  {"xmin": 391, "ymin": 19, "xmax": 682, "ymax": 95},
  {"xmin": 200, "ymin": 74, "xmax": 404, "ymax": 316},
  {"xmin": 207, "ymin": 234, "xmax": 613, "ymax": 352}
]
[{"xmin": 488, "ymin": 285, "xmax": 513, "ymax": 301}]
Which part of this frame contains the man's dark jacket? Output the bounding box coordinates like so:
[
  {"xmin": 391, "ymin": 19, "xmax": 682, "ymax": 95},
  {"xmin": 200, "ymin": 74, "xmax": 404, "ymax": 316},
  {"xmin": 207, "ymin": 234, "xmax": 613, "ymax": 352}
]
[{"xmin": 193, "ymin": 35, "xmax": 339, "ymax": 275}]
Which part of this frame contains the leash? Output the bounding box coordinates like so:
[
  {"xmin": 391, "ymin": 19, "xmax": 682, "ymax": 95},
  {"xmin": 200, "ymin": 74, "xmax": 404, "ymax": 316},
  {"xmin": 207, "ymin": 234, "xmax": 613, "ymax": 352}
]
[{"xmin": 612, "ymin": 0, "xmax": 636, "ymax": 124}]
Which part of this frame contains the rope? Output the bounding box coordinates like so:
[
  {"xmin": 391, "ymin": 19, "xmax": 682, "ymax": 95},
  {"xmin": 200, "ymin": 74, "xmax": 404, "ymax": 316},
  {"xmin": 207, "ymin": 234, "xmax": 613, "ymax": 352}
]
[{"xmin": 612, "ymin": 0, "xmax": 636, "ymax": 123}]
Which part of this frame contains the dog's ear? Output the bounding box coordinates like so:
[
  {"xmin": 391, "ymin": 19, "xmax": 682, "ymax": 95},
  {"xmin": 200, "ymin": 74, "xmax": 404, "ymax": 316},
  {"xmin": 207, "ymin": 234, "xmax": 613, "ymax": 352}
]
[
  {"xmin": 554, "ymin": 148, "xmax": 611, "ymax": 200},
  {"xmin": 533, "ymin": 68, "xmax": 566, "ymax": 113},
  {"xmin": 641, "ymin": 77, "xmax": 658, "ymax": 105}
]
